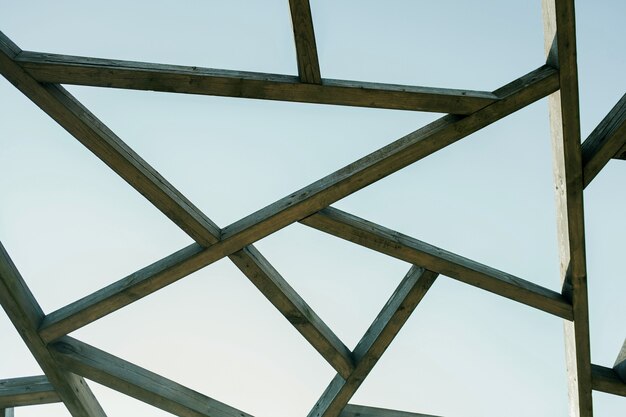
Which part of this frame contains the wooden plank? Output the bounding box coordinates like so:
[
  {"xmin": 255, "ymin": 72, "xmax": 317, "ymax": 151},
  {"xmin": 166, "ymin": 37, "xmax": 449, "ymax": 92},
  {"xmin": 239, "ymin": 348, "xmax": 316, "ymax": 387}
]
[
  {"xmin": 50, "ymin": 336, "xmax": 255, "ymax": 417},
  {"xmin": 340, "ymin": 404, "xmax": 442, "ymax": 417},
  {"xmin": 229, "ymin": 246, "xmax": 354, "ymax": 378},
  {"xmin": 0, "ymin": 243, "xmax": 107, "ymax": 417},
  {"xmin": 581, "ymin": 93, "xmax": 626, "ymax": 187},
  {"xmin": 289, "ymin": 0, "xmax": 322, "ymax": 84},
  {"xmin": 14, "ymin": 50, "xmax": 502, "ymax": 115},
  {"xmin": 542, "ymin": 1, "xmax": 593, "ymax": 416},
  {"xmin": 591, "ymin": 365, "xmax": 626, "ymax": 397},
  {"xmin": 301, "ymin": 207, "xmax": 573, "ymax": 320},
  {"xmin": 39, "ymin": 64, "xmax": 559, "ymax": 344},
  {"xmin": 0, "ymin": 31, "xmax": 221, "ymax": 247},
  {"xmin": 308, "ymin": 267, "xmax": 438, "ymax": 417},
  {"xmin": 614, "ymin": 338, "xmax": 626, "ymax": 383},
  {"xmin": 614, "ymin": 143, "xmax": 626, "ymax": 160},
  {"xmin": 0, "ymin": 375, "xmax": 60, "ymax": 408}
]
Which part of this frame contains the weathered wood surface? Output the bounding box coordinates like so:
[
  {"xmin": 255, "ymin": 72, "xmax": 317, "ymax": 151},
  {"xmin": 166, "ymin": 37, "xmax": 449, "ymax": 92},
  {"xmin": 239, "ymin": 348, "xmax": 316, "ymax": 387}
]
[
  {"xmin": 39, "ymin": 64, "xmax": 559, "ymax": 344},
  {"xmin": 14, "ymin": 51, "xmax": 500, "ymax": 115},
  {"xmin": 51, "ymin": 337, "xmax": 255, "ymax": 417},
  {"xmin": 289, "ymin": 0, "xmax": 321, "ymax": 84},
  {"xmin": 543, "ymin": 1, "xmax": 593, "ymax": 416},
  {"xmin": 581, "ymin": 93, "xmax": 626, "ymax": 187},
  {"xmin": 0, "ymin": 243, "xmax": 107, "ymax": 417},
  {"xmin": 301, "ymin": 207, "xmax": 573, "ymax": 319},
  {"xmin": 590, "ymin": 365, "xmax": 626, "ymax": 397},
  {"xmin": 308, "ymin": 267, "xmax": 438, "ymax": 417},
  {"xmin": 340, "ymin": 404, "xmax": 442, "ymax": 417},
  {"xmin": 614, "ymin": 338, "xmax": 626, "ymax": 383},
  {"xmin": 0, "ymin": 375, "xmax": 60, "ymax": 408},
  {"xmin": 615, "ymin": 143, "xmax": 626, "ymax": 160}
]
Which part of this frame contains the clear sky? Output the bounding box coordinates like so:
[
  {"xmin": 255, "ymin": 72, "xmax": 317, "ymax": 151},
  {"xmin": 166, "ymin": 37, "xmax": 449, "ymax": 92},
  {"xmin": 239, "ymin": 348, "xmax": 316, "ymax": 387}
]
[{"xmin": 1, "ymin": 1, "xmax": 625, "ymax": 416}]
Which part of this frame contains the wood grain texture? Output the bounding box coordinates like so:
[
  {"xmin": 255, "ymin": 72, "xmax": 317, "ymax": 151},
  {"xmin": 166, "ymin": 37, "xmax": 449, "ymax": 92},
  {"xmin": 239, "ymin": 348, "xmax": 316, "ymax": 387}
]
[
  {"xmin": 308, "ymin": 267, "xmax": 438, "ymax": 417},
  {"xmin": 39, "ymin": 65, "xmax": 558, "ymax": 343},
  {"xmin": 614, "ymin": 338, "xmax": 626, "ymax": 383},
  {"xmin": 581, "ymin": 93, "xmax": 626, "ymax": 187},
  {"xmin": 15, "ymin": 51, "xmax": 500, "ymax": 115},
  {"xmin": 340, "ymin": 404, "xmax": 442, "ymax": 417},
  {"xmin": 591, "ymin": 365, "xmax": 626, "ymax": 397},
  {"xmin": 289, "ymin": 0, "xmax": 321, "ymax": 84},
  {"xmin": 0, "ymin": 243, "xmax": 106, "ymax": 417},
  {"xmin": 542, "ymin": 1, "xmax": 593, "ymax": 416},
  {"xmin": 301, "ymin": 207, "xmax": 573, "ymax": 319},
  {"xmin": 0, "ymin": 375, "xmax": 60, "ymax": 407},
  {"xmin": 51, "ymin": 337, "xmax": 254, "ymax": 417}
]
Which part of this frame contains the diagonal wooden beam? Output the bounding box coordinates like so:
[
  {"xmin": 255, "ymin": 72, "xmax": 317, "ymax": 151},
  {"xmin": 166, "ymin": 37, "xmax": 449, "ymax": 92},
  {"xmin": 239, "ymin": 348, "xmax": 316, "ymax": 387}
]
[
  {"xmin": 590, "ymin": 365, "xmax": 626, "ymax": 397},
  {"xmin": 614, "ymin": 338, "xmax": 626, "ymax": 383},
  {"xmin": 615, "ymin": 143, "xmax": 626, "ymax": 160},
  {"xmin": 0, "ymin": 375, "xmax": 60, "ymax": 408},
  {"xmin": 50, "ymin": 336, "xmax": 255, "ymax": 417},
  {"xmin": 289, "ymin": 0, "xmax": 322, "ymax": 84},
  {"xmin": 14, "ymin": 50, "xmax": 499, "ymax": 115},
  {"xmin": 581, "ymin": 93, "xmax": 626, "ymax": 187},
  {"xmin": 543, "ymin": 1, "xmax": 593, "ymax": 416},
  {"xmin": 300, "ymin": 207, "xmax": 573, "ymax": 320},
  {"xmin": 0, "ymin": 243, "xmax": 107, "ymax": 417},
  {"xmin": 38, "ymin": 64, "xmax": 559, "ymax": 345},
  {"xmin": 308, "ymin": 266, "xmax": 438, "ymax": 417},
  {"xmin": 340, "ymin": 404, "xmax": 442, "ymax": 417}
]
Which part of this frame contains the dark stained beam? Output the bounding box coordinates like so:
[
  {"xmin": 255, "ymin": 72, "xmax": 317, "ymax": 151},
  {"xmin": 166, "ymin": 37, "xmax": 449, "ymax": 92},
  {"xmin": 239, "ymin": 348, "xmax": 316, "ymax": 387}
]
[
  {"xmin": 543, "ymin": 1, "xmax": 593, "ymax": 416},
  {"xmin": 51, "ymin": 337, "xmax": 255, "ymax": 417},
  {"xmin": 581, "ymin": 93, "xmax": 626, "ymax": 187},
  {"xmin": 614, "ymin": 143, "xmax": 626, "ymax": 160},
  {"xmin": 0, "ymin": 375, "xmax": 60, "ymax": 408},
  {"xmin": 591, "ymin": 365, "xmax": 626, "ymax": 397},
  {"xmin": 39, "ymin": 64, "xmax": 559, "ymax": 345},
  {"xmin": 289, "ymin": 0, "xmax": 322, "ymax": 84},
  {"xmin": 340, "ymin": 404, "xmax": 442, "ymax": 417},
  {"xmin": 14, "ymin": 51, "xmax": 500, "ymax": 115},
  {"xmin": 301, "ymin": 207, "xmax": 573, "ymax": 320},
  {"xmin": 308, "ymin": 267, "xmax": 438, "ymax": 417},
  {"xmin": 0, "ymin": 243, "xmax": 107, "ymax": 417}
]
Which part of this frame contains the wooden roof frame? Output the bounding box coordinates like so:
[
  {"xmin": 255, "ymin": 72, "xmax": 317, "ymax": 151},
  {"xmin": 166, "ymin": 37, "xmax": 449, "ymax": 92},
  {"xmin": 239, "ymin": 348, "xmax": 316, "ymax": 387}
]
[{"xmin": 1, "ymin": 1, "xmax": 625, "ymax": 416}]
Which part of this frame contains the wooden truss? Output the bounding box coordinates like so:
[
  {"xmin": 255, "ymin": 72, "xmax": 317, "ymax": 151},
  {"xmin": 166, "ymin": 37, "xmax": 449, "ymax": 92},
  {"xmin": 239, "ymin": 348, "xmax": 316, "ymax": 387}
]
[{"xmin": 1, "ymin": 1, "xmax": 625, "ymax": 416}]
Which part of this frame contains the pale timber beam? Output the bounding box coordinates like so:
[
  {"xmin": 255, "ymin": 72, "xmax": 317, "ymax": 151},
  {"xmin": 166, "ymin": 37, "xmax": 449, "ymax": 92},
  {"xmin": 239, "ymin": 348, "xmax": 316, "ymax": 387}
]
[
  {"xmin": 289, "ymin": 0, "xmax": 322, "ymax": 84},
  {"xmin": 581, "ymin": 93, "xmax": 626, "ymax": 187},
  {"xmin": 300, "ymin": 207, "xmax": 573, "ymax": 320},
  {"xmin": 614, "ymin": 338, "xmax": 626, "ymax": 383},
  {"xmin": 308, "ymin": 267, "xmax": 438, "ymax": 417},
  {"xmin": 590, "ymin": 365, "xmax": 626, "ymax": 397},
  {"xmin": 14, "ymin": 51, "xmax": 499, "ymax": 115},
  {"xmin": 50, "ymin": 337, "xmax": 255, "ymax": 417},
  {"xmin": 340, "ymin": 404, "xmax": 442, "ymax": 417},
  {"xmin": 543, "ymin": 1, "xmax": 593, "ymax": 416},
  {"xmin": 0, "ymin": 409, "xmax": 14, "ymax": 417},
  {"xmin": 0, "ymin": 375, "xmax": 60, "ymax": 408},
  {"xmin": 39, "ymin": 64, "xmax": 559, "ymax": 344},
  {"xmin": 0, "ymin": 243, "xmax": 107, "ymax": 417}
]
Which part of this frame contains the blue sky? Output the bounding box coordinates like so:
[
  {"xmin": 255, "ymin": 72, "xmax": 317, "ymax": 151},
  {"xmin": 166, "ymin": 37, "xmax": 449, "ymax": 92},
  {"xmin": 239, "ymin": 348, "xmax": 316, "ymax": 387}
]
[{"xmin": 1, "ymin": 1, "xmax": 625, "ymax": 416}]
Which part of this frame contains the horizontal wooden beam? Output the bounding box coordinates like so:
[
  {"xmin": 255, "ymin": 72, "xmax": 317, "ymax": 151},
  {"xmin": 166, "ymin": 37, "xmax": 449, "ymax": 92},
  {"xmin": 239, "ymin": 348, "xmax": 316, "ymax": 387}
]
[
  {"xmin": 340, "ymin": 404, "xmax": 442, "ymax": 417},
  {"xmin": 50, "ymin": 337, "xmax": 255, "ymax": 417},
  {"xmin": 308, "ymin": 267, "xmax": 438, "ymax": 417},
  {"xmin": 301, "ymin": 207, "xmax": 573, "ymax": 320},
  {"xmin": 14, "ymin": 51, "xmax": 500, "ymax": 115},
  {"xmin": 39, "ymin": 64, "xmax": 559, "ymax": 344},
  {"xmin": 0, "ymin": 242, "xmax": 106, "ymax": 417},
  {"xmin": 591, "ymin": 365, "xmax": 626, "ymax": 397},
  {"xmin": 0, "ymin": 375, "xmax": 60, "ymax": 408},
  {"xmin": 581, "ymin": 93, "xmax": 626, "ymax": 188},
  {"xmin": 289, "ymin": 0, "xmax": 322, "ymax": 84}
]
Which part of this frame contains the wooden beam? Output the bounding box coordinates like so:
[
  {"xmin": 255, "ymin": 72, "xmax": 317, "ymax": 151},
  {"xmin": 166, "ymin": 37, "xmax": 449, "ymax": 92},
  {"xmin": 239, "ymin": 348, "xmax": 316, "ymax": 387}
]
[
  {"xmin": 289, "ymin": 0, "xmax": 322, "ymax": 84},
  {"xmin": 13, "ymin": 50, "xmax": 502, "ymax": 115},
  {"xmin": 50, "ymin": 337, "xmax": 255, "ymax": 417},
  {"xmin": 308, "ymin": 267, "xmax": 438, "ymax": 417},
  {"xmin": 0, "ymin": 243, "xmax": 107, "ymax": 417},
  {"xmin": 340, "ymin": 404, "xmax": 442, "ymax": 417},
  {"xmin": 39, "ymin": 64, "xmax": 559, "ymax": 344},
  {"xmin": 614, "ymin": 143, "xmax": 626, "ymax": 160},
  {"xmin": 301, "ymin": 207, "xmax": 573, "ymax": 320},
  {"xmin": 0, "ymin": 375, "xmax": 60, "ymax": 408},
  {"xmin": 0, "ymin": 31, "xmax": 221, "ymax": 247},
  {"xmin": 581, "ymin": 93, "xmax": 626, "ymax": 187},
  {"xmin": 591, "ymin": 365, "xmax": 626, "ymax": 397},
  {"xmin": 614, "ymin": 338, "xmax": 626, "ymax": 383},
  {"xmin": 542, "ymin": 1, "xmax": 593, "ymax": 416}
]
